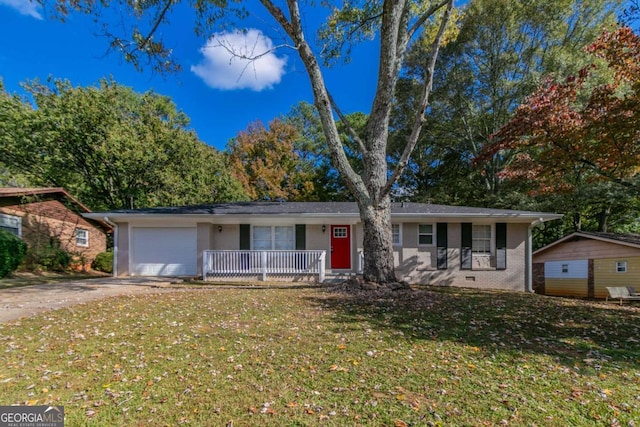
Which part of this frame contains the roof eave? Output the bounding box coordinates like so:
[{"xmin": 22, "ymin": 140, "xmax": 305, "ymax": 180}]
[
  {"xmin": 84, "ymin": 212, "xmax": 563, "ymax": 223},
  {"xmin": 534, "ymin": 231, "xmax": 640, "ymax": 255}
]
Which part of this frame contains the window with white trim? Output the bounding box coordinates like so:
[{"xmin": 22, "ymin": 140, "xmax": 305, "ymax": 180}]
[
  {"xmin": 252, "ymin": 226, "xmax": 295, "ymax": 250},
  {"xmin": 616, "ymin": 261, "xmax": 627, "ymax": 273},
  {"xmin": 75, "ymin": 228, "xmax": 89, "ymax": 247},
  {"xmin": 472, "ymin": 224, "xmax": 492, "ymax": 253},
  {"xmin": 0, "ymin": 213, "xmax": 21, "ymax": 237},
  {"xmin": 418, "ymin": 224, "xmax": 434, "ymax": 245},
  {"xmin": 333, "ymin": 227, "xmax": 347, "ymax": 238},
  {"xmin": 391, "ymin": 224, "xmax": 401, "ymax": 245},
  {"xmin": 274, "ymin": 226, "xmax": 294, "ymax": 250}
]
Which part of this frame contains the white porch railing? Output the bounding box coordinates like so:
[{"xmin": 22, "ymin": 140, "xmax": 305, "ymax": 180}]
[{"xmin": 203, "ymin": 250, "xmax": 326, "ymax": 282}]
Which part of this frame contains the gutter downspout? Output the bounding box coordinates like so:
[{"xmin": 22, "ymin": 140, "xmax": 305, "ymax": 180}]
[
  {"xmin": 525, "ymin": 218, "xmax": 543, "ymax": 293},
  {"xmin": 103, "ymin": 217, "xmax": 118, "ymax": 278}
]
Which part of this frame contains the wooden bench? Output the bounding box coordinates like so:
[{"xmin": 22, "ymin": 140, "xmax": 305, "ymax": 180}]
[{"xmin": 606, "ymin": 287, "xmax": 640, "ymax": 305}]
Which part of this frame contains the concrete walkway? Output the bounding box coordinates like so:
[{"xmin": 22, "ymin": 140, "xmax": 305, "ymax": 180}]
[{"xmin": 0, "ymin": 277, "xmax": 176, "ymax": 323}]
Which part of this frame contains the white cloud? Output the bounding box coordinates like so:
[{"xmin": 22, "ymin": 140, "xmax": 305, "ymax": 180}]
[
  {"xmin": 191, "ymin": 29, "xmax": 287, "ymax": 91},
  {"xmin": 0, "ymin": 0, "xmax": 43, "ymax": 19}
]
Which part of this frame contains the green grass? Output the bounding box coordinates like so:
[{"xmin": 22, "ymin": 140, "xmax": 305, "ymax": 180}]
[{"xmin": 0, "ymin": 286, "xmax": 638, "ymax": 426}]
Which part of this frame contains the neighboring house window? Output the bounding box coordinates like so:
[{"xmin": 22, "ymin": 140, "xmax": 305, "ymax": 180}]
[
  {"xmin": 616, "ymin": 261, "xmax": 627, "ymax": 273},
  {"xmin": 561, "ymin": 264, "xmax": 569, "ymax": 273},
  {"xmin": 0, "ymin": 213, "xmax": 21, "ymax": 237},
  {"xmin": 391, "ymin": 224, "xmax": 401, "ymax": 245},
  {"xmin": 75, "ymin": 228, "xmax": 89, "ymax": 247},
  {"xmin": 472, "ymin": 225, "xmax": 492, "ymax": 253},
  {"xmin": 418, "ymin": 224, "xmax": 434, "ymax": 245},
  {"xmin": 253, "ymin": 226, "xmax": 294, "ymax": 250}
]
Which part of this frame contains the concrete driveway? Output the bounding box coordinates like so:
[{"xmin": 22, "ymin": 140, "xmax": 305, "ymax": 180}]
[{"xmin": 0, "ymin": 277, "xmax": 176, "ymax": 323}]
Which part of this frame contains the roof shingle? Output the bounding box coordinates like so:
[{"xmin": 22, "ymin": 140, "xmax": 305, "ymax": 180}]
[{"xmin": 86, "ymin": 201, "xmax": 560, "ymax": 219}]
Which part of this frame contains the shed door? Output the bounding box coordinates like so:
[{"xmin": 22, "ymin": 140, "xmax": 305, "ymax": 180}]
[
  {"xmin": 131, "ymin": 227, "xmax": 197, "ymax": 276},
  {"xmin": 331, "ymin": 225, "xmax": 351, "ymax": 269}
]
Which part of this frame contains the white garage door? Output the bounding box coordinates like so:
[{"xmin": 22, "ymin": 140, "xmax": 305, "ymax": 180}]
[{"xmin": 131, "ymin": 227, "xmax": 197, "ymax": 276}]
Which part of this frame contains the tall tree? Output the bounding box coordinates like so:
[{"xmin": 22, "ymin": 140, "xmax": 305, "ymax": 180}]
[
  {"xmin": 392, "ymin": 0, "xmax": 623, "ymax": 206},
  {"xmin": 488, "ymin": 26, "xmax": 640, "ymax": 194},
  {"xmin": 486, "ymin": 27, "xmax": 640, "ymax": 237},
  {"xmin": 0, "ymin": 78, "xmax": 247, "ymax": 210},
  {"xmin": 484, "ymin": 26, "xmax": 640, "ymax": 234},
  {"xmin": 46, "ymin": 0, "xmax": 455, "ymax": 283},
  {"xmin": 227, "ymin": 119, "xmax": 314, "ymax": 201},
  {"xmin": 0, "ymin": 80, "xmax": 34, "ymax": 188}
]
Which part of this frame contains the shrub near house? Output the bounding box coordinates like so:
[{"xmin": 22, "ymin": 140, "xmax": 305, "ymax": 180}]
[{"xmin": 0, "ymin": 229, "xmax": 27, "ymax": 277}]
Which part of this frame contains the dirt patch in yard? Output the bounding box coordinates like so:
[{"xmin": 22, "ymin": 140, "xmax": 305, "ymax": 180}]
[{"xmin": 0, "ymin": 277, "xmax": 176, "ymax": 323}]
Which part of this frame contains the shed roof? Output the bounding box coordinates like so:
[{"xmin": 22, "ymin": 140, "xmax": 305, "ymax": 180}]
[{"xmin": 534, "ymin": 231, "xmax": 640, "ymax": 255}]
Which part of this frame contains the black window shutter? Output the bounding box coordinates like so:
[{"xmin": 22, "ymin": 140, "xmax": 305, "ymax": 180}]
[
  {"xmin": 295, "ymin": 224, "xmax": 306, "ymax": 250},
  {"xmin": 461, "ymin": 223, "xmax": 472, "ymax": 270},
  {"xmin": 436, "ymin": 222, "xmax": 448, "ymax": 270},
  {"xmin": 239, "ymin": 224, "xmax": 251, "ymax": 250},
  {"xmin": 496, "ymin": 223, "xmax": 507, "ymax": 270}
]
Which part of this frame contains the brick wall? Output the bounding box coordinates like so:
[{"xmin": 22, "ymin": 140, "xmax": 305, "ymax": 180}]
[
  {"xmin": 532, "ymin": 263, "xmax": 545, "ymax": 294},
  {"xmin": 0, "ymin": 200, "xmax": 107, "ymax": 269}
]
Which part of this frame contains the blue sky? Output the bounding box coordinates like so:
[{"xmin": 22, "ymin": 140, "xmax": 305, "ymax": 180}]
[{"xmin": 0, "ymin": 1, "xmax": 379, "ymax": 150}]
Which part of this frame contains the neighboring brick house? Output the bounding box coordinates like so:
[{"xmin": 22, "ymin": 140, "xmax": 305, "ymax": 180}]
[{"xmin": 0, "ymin": 187, "xmax": 111, "ymax": 270}]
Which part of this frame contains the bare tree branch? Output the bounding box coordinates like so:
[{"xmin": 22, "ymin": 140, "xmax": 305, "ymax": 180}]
[
  {"xmin": 208, "ymin": 34, "xmax": 296, "ymax": 84},
  {"xmin": 326, "ymin": 91, "xmax": 367, "ymax": 155},
  {"xmin": 408, "ymin": 0, "xmax": 451, "ymax": 39},
  {"xmin": 134, "ymin": 0, "xmax": 174, "ymax": 55}
]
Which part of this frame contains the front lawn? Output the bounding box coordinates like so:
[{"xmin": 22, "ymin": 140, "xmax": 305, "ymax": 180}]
[{"xmin": 0, "ymin": 286, "xmax": 638, "ymax": 426}]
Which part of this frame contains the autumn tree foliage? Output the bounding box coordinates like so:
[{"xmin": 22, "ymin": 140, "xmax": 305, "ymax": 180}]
[
  {"xmin": 227, "ymin": 119, "xmax": 314, "ymax": 201},
  {"xmin": 486, "ymin": 26, "xmax": 640, "ymax": 194}
]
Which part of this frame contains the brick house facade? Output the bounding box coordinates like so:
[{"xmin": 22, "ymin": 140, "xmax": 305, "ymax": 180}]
[{"xmin": 0, "ymin": 188, "xmax": 111, "ymax": 270}]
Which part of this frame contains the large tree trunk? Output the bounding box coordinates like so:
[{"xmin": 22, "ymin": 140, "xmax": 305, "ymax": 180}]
[
  {"xmin": 261, "ymin": 0, "xmax": 453, "ymax": 284},
  {"xmin": 358, "ymin": 196, "xmax": 397, "ymax": 283},
  {"xmin": 597, "ymin": 205, "xmax": 611, "ymax": 232}
]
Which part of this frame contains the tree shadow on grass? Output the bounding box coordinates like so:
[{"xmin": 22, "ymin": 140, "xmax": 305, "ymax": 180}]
[{"xmin": 306, "ymin": 285, "xmax": 640, "ymax": 372}]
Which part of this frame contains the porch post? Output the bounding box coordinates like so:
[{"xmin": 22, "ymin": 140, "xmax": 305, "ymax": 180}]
[
  {"xmin": 261, "ymin": 251, "xmax": 268, "ymax": 281},
  {"xmin": 319, "ymin": 251, "xmax": 326, "ymax": 283},
  {"xmin": 202, "ymin": 250, "xmax": 207, "ymax": 281}
]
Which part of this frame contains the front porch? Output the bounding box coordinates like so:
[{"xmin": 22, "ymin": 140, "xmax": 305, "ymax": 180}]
[{"xmin": 202, "ymin": 250, "xmax": 328, "ymax": 282}]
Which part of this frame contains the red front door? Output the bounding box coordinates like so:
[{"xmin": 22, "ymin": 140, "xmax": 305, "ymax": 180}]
[{"xmin": 330, "ymin": 225, "xmax": 351, "ymax": 269}]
